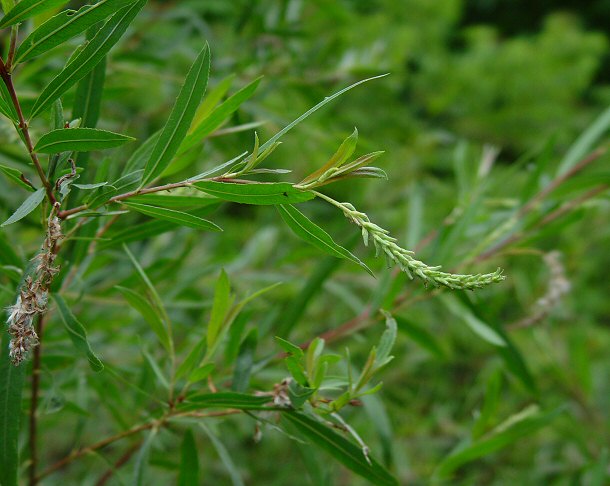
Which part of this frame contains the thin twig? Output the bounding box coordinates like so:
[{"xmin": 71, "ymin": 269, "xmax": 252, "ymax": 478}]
[
  {"xmin": 28, "ymin": 314, "xmax": 45, "ymax": 486},
  {"xmin": 6, "ymin": 25, "xmax": 18, "ymax": 72},
  {"xmin": 0, "ymin": 59, "xmax": 57, "ymax": 206},
  {"xmin": 36, "ymin": 421, "xmax": 157, "ymax": 481},
  {"xmin": 57, "ymin": 176, "xmax": 248, "ymax": 219},
  {"xmin": 94, "ymin": 442, "xmax": 142, "ymax": 486},
  {"xmin": 37, "ymin": 409, "xmax": 241, "ymax": 481}
]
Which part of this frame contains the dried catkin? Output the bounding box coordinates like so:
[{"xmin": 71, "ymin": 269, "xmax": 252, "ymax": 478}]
[{"xmin": 6, "ymin": 213, "xmax": 62, "ymax": 365}]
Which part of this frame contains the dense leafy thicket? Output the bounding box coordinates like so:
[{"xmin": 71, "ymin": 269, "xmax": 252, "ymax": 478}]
[{"xmin": 1, "ymin": 1, "xmax": 609, "ymax": 485}]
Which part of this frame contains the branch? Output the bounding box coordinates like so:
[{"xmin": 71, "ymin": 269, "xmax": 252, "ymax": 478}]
[
  {"xmin": 28, "ymin": 314, "xmax": 46, "ymax": 486},
  {"xmin": 0, "ymin": 59, "xmax": 57, "ymax": 206}
]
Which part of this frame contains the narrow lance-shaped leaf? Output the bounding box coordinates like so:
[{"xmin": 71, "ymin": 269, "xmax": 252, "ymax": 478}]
[
  {"xmin": 207, "ymin": 269, "xmax": 233, "ymax": 349},
  {"xmin": 0, "ymin": 0, "xmax": 15, "ymax": 15},
  {"xmin": 179, "ymin": 76, "xmax": 262, "ymax": 154},
  {"xmin": 282, "ymin": 411, "xmax": 398, "ymax": 486},
  {"xmin": 0, "ymin": 81, "xmax": 18, "ymax": 122},
  {"xmin": 440, "ymin": 294, "xmax": 507, "ymax": 347},
  {"xmin": 140, "ymin": 44, "xmax": 211, "ymax": 187},
  {"xmin": 1, "ymin": 188, "xmax": 45, "ymax": 227},
  {"xmin": 15, "ymin": 0, "xmax": 138, "ymax": 64},
  {"xmin": 200, "ymin": 424, "xmax": 245, "ymax": 486},
  {"xmin": 122, "ymin": 244, "xmax": 174, "ymax": 355},
  {"xmin": 0, "ymin": 164, "xmax": 36, "ymax": 192},
  {"xmin": 178, "ymin": 430, "xmax": 199, "ymax": 486},
  {"xmin": 53, "ymin": 295, "xmax": 104, "ymax": 372},
  {"xmin": 71, "ymin": 24, "xmax": 108, "ymax": 170},
  {"xmin": 30, "ymin": 0, "xmax": 147, "ymax": 119},
  {"xmin": 133, "ymin": 428, "xmax": 158, "ymax": 486},
  {"xmin": 34, "ymin": 128, "xmax": 135, "ymax": 154},
  {"xmin": 434, "ymin": 406, "xmax": 564, "ymax": 479},
  {"xmin": 194, "ymin": 181, "xmax": 314, "ymax": 205},
  {"xmin": 276, "ymin": 203, "xmax": 372, "ymax": 275},
  {"xmin": 0, "ymin": 0, "xmax": 67, "ymax": 28},
  {"xmin": 300, "ymin": 128, "xmax": 358, "ymax": 185},
  {"xmin": 122, "ymin": 202, "xmax": 222, "ymax": 232},
  {"xmin": 257, "ymin": 73, "xmax": 388, "ymax": 154},
  {"xmin": 115, "ymin": 286, "xmax": 171, "ymax": 353},
  {"xmin": 178, "ymin": 392, "xmax": 273, "ymax": 412}
]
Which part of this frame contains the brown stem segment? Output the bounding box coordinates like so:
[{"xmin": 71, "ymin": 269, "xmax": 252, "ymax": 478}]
[
  {"xmin": 0, "ymin": 59, "xmax": 57, "ymax": 206},
  {"xmin": 28, "ymin": 314, "xmax": 46, "ymax": 486},
  {"xmin": 94, "ymin": 442, "xmax": 142, "ymax": 486},
  {"xmin": 57, "ymin": 176, "xmax": 245, "ymax": 219}
]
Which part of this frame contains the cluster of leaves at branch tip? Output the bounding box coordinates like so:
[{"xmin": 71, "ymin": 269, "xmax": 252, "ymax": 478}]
[
  {"xmin": 274, "ymin": 310, "xmax": 397, "ymax": 412},
  {"xmin": 293, "ymin": 128, "xmax": 505, "ymax": 290}
]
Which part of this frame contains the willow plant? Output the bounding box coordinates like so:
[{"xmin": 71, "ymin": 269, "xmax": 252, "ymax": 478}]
[{"xmin": 0, "ymin": 2, "xmax": 505, "ymax": 485}]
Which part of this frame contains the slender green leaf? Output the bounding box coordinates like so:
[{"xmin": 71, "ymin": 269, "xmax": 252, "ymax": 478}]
[
  {"xmin": 192, "ymin": 74, "xmax": 234, "ymax": 125},
  {"xmin": 557, "ymin": 104, "xmax": 610, "ymax": 176},
  {"xmin": 34, "ymin": 127, "xmax": 134, "ymax": 154},
  {"xmin": 275, "ymin": 336, "xmax": 304, "ymax": 358},
  {"xmin": 300, "ymin": 128, "xmax": 359, "ymax": 185},
  {"xmin": 282, "ymin": 412, "xmax": 398, "ymax": 486},
  {"xmin": 98, "ymin": 204, "xmax": 220, "ymax": 248},
  {"xmin": 257, "ymin": 74, "xmax": 388, "ymax": 154},
  {"xmin": 53, "ymin": 295, "xmax": 104, "ymax": 372},
  {"xmin": 495, "ymin": 329, "xmax": 538, "ymax": 395},
  {"xmin": 178, "ymin": 430, "xmax": 199, "ymax": 486},
  {"xmin": 140, "ymin": 44, "xmax": 211, "ymax": 186},
  {"xmin": 200, "ymin": 424, "xmax": 245, "ymax": 486},
  {"xmin": 0, "ymin": 332, "xmax": 26, "ymax": 486},
  {"xmin": 115, "ymin": 286, "xmax": 171, "ymax": 353},
  {"xmin": 15, "ymin": 0, "xmax": 137, "ymax": 63},
  {"xmin": 440, "ymin": 294, "xmax": 507, "ymax": 347},
  {"xmin": 376, "ymin": 311, "xmax": 397, "ymax": 365},
  {"xmin": 30, "ymin": 0, "xmax": 146, "ymax": 119},
  {"xmin": 122, "ymin": 202, "xmax": 222, "ymax": 232},
  {"xmin": 141, "ymin": 347, "xmax": 169, "ymax": 390},
  {"xmin": 0, "ymin": 0, "xmax": 67, "ymax": 28},
  {"xmin": 73, "ymin": 182, "xmax": 108, "ymax": 190},
  {"xmin": 276, "ymin": 203, "xmax": 371, "ymax": 274},
  {"xmin": 207, "ymin": 269, "xmax": 233, "ymax": 348},
  {"xmin": 435, "ymin": 406, "xmax": 564, "ymax": 479},
  {"xmin": 0, "ymin": 82, "xmax": 18, "ymax": 123},
  {"xmin": 0, "ymin": 0, "xmax": 14, "ymax": 15},
  {"xmin": 179, "ymin": 392, "xmax": 272, "ymax": 412},
  {"xmin": 176, "ymin": 340, "xmax": 206, "ymax": 381},
  {"xmin": 472, "ymin": 370, "xmax": 503, "ymax": 439},
  {"xmin": 195, "ymin": 181, "xmax": 314, "ymax": 205},
  {"xmin": 231, "ymin": 328, "xmax": 257, "ymax": 392},
  {"xmin": 122, "ymin": 245, "xmax": 173, "ymax": 355},
  {"xmin": 179, "ymin": 77, "xmax": 262, "ymax": 154},
  {"xmin": 0, "ymin": 164, "xmax": 35, "ymax": 192},
  {"xmin": 187, "ymin": 363, "xmax": 215, "ymax": 384},
  {"xmin": 133, "ymin": 428, "xmax": 158, "ymax": 486},
  {"xmin": 1, "ymin": 188, "xmax": 45, "ymax": 227}
]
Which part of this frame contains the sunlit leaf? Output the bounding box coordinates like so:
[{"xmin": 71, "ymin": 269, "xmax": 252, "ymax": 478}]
[
  {"xmin": 140, "ymin": 44, "xmax": 211, "ymax": 186},
  {"xmin": 276, "ymin": 203, "xmax": 371, "ymax": 274},
  {"xmin": 34, "ymin": 127, "xmax": 134, "ymax": 154}
]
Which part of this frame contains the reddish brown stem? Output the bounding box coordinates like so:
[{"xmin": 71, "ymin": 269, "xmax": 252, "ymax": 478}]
[
  {"xmin": 94, "ymin": 442, "xmax": 142, "ymax": 486},
  {"xmin": 0, "ymin": 59, "xmax": 57, "ymax": 206},
  {"xmin": 28, "ymin": 314, "xmax": 45, "ymax": 486}
]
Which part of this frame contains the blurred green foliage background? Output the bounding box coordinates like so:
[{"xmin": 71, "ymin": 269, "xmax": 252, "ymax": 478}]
[{"xmin": 1, "ymin": 0, "xmax": 609, "ymax": 484}]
